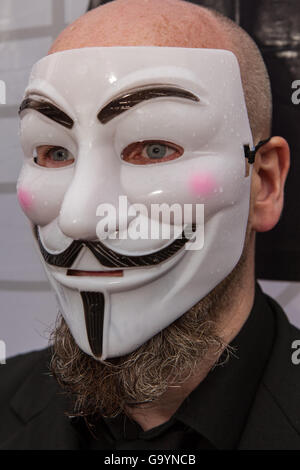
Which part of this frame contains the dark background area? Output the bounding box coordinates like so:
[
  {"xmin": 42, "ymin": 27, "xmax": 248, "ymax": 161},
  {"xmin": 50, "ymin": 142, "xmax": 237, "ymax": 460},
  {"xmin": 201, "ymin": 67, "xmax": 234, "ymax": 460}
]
[{"xmin": 88, "ymin": 0, "xmax": 300, "ymax": 282}]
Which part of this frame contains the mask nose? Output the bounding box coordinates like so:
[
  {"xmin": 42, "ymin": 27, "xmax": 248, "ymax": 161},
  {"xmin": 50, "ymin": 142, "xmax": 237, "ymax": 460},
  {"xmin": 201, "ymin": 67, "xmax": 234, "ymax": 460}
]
[{"xmin": 58, "ymin": 146, "xmax": 124, "ymax": 240}]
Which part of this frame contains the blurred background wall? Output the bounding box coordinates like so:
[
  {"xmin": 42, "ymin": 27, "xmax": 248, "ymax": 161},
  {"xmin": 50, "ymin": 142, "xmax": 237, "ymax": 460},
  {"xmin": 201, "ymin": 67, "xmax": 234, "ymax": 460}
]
[
  {"xmin": 0, "ymin": 0, "xmax": 299, "ymax": 359},
  {"xmin": 0, "ymin": 0, "xmax": 89, "ymax": 359}
]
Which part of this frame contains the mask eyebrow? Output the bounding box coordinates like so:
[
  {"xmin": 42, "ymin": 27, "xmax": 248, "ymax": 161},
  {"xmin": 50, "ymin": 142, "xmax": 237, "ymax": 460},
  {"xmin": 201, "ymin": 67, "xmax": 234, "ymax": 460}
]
[
  {"xmin": 98, "ymin": 85, "xmax": 200, "ymax": 124},
  {"xmin": 18, "ymin": 98, "xmax": 74, "ymax": 129}
]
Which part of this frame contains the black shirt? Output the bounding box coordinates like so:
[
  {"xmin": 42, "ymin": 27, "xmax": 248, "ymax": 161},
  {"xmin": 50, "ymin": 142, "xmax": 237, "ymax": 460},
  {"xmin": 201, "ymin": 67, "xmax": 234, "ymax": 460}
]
[
  {"xmin": 1, "ymin": 283, "xmax": 300, "ymax": 450},
  {"xmin": 76, "ymin": 283, "xmax": 275, "ymax": 450}
]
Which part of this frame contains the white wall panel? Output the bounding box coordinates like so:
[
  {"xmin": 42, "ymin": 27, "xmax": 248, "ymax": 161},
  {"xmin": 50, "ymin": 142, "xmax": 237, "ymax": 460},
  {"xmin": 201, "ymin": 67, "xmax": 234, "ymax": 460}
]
[
  {"xmin": 0, "ymin": 0, "xmax": 52, "ymax": 29},
  {"xmin": 0, "ymin": 37, "xmax": 53, "ymax": 105},
  {"xmin": 0, "ymin": 0, "xmax": 89, "ymax": 359},
  {"xmin": 0, "ymin": 118, "xmax": 23, "ymax": 183},
  {"xmin": 0, "ymin": 194, "xmax": 48, "ymax": 282},
  {"xmin": 0, "ymin": 290, "xmax": 57, "ymax": 358}
]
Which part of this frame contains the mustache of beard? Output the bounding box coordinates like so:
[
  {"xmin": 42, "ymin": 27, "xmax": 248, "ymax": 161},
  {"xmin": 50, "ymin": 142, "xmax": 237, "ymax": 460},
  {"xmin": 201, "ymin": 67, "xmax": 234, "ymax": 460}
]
[{"xmin": 33, "ymin": 224, "xmax": 195, "ymax": 269}]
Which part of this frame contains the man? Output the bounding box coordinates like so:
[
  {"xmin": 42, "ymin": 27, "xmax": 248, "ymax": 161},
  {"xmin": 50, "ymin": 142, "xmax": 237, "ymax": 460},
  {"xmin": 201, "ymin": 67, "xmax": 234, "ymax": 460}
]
[{"xmin": 0, "ymin": 0, "xmax": 299, "ymax": 450}]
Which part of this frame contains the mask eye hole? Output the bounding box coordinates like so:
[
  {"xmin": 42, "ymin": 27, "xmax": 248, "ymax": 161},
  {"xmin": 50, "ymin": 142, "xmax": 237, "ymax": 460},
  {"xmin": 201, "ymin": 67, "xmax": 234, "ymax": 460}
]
[
  {"xmin": 121, "ymin": 140, "xmax": 184, "ymax": 165},
  {"xmin": 33, "ymin": 145, "xmax": 75, "ymax": 168}
]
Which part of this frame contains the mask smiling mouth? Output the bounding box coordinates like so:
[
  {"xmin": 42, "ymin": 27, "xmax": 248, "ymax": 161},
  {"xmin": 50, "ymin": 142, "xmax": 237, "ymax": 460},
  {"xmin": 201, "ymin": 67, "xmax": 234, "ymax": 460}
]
[{"xmin": 34, "ymin": 224, "xmax": 196, "ymax": 270}]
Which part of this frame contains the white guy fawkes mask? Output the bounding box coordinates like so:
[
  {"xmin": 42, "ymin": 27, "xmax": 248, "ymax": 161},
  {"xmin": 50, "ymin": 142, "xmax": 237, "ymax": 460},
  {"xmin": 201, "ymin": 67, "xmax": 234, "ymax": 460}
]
[{"xmin": 17, "ymin": 47, "xmax": 255, "ymax": 360}]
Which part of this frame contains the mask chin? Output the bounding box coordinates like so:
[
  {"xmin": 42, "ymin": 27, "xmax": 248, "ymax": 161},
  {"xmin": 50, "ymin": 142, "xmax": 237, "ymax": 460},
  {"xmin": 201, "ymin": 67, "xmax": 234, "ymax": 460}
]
[{"xmin": 38, "ymin": 200, "xmax": 249, "ymax": 360}]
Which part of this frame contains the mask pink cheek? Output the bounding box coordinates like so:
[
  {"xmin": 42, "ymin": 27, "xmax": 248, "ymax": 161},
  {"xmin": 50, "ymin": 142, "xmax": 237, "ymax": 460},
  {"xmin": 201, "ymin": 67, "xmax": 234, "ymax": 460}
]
[
  {"xmin": 188, "ymin": 173, "xmax": 217, "ymax": 197},
  {"xmin": 17, "ymin": 188, "xmax": 34, "ymax": 212}
]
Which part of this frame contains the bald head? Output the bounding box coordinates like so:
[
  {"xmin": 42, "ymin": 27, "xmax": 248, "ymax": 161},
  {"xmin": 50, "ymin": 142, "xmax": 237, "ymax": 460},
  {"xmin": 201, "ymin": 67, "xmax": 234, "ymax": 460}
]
[{"xmin": 49, "ymin": 0, "xmax": 272, "ymax": 141}]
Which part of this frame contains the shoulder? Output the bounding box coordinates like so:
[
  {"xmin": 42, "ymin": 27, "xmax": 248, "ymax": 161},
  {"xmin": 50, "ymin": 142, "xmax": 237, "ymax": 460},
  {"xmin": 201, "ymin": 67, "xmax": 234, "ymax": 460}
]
[
  {"xmin": 0, "ymin": 347, "xmax": 81, "ymax": 449},
  {"xmin": 264, "ymin": 292, "xmax": 300, "ymax": 376},
  {"xmin": 262, "ymin": 293, "xmax": 300, "ymax": 412},
  {"xmin": 0, "ymin": 348, "xmax": 51, "ymax": 400},
  {"xmin": 240, "ymin": 291, "xmax": 300, "ymax": 449},
  {"xmin": 1, "ymin": 347, "xmax": 50, "ymax": 374}
]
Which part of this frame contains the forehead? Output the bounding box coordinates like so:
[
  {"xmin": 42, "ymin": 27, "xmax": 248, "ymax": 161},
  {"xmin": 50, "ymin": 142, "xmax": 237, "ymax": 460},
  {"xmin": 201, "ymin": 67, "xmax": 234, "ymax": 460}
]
[{"xmin": 25, "ymin": 47, "xmax": 247, "ymax": 118}]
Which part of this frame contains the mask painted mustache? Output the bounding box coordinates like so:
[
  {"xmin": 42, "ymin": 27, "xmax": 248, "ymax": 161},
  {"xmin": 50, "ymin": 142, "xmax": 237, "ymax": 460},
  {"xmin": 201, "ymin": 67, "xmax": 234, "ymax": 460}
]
[{"xmin": 34, "ymin": 225, "xmax": 196, "ymax": 269}]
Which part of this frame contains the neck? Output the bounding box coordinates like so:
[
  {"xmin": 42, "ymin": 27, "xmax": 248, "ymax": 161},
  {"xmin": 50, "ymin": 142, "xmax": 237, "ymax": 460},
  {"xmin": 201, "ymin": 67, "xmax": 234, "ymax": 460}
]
[
  {"xmin": 127, "ymin": 238, "xmax": 256, "ymax": 431},
  {"xmin": 126, "ymin": 350, "xmax": 221, "ymax": 431}
]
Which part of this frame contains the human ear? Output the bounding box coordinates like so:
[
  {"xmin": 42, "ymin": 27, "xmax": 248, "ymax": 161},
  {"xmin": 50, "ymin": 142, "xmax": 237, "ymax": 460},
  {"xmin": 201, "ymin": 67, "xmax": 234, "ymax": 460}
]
[{"xmin": 250, "ymin": 136, "xmax": 290, "ymax": 233}]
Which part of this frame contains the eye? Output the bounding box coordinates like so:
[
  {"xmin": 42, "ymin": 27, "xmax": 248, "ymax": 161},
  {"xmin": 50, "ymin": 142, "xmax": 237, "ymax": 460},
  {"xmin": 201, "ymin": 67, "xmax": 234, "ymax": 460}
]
[
  {"xmin": 144, "ymin": 143, "xmax": 170, "ymax": 159},
  {"xmin": 122, "ymin": 140, "xmax": 184, "ymax": 165},
  {"xmin": 33, "ymin": 145, "xmax": 75, "ymax": 168}
]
